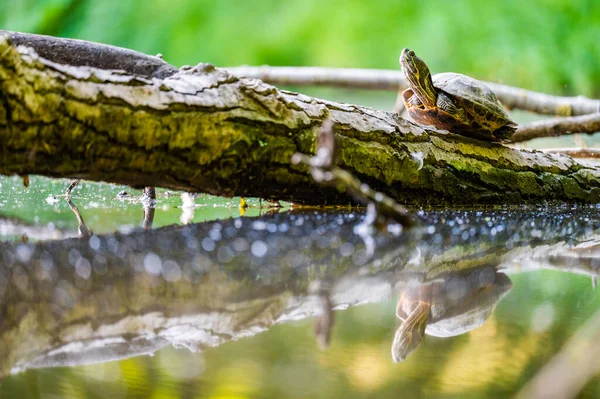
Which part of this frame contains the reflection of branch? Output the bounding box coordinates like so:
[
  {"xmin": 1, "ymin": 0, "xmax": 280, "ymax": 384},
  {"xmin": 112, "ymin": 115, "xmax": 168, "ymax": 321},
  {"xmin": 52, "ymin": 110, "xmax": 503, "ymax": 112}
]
[
  {"xmin": 65, "ymin": 198, "xmax": 91, "ymax": 238},
  {"xmin": 1, "ymin": 208, "xmax": 599, "ymax": 377},
  {"xmin": 142, "ymin": 187, "xmax": 156, "ymax": 230},
  {"xmin": 511, "ymin": 113, "xmax": 600, "ymax": 143},
  {"xmin": 499, "ymin": 238, "xmax": 600, "ymax": 279},
  {"xmin": 517, "ymin": 309, "xmax": 600, "ymax": 399},
  {"xmin": 309, "ymin": 281, "xmax": 334, "ymax": 350},
  {"xmin": 227, "ymin": 66, "xmax": 600, "ymax": 116}
]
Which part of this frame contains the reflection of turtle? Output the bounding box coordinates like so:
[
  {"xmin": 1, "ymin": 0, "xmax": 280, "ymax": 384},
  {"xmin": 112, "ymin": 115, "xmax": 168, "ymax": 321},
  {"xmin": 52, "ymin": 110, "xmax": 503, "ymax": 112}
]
[
  {"xmin": 399, "ymin": 48, "xmax": 517, "ymax": 141},
  {"xmin": 391, "ymin": 268, "xmax": 512, "ymax": 362}
]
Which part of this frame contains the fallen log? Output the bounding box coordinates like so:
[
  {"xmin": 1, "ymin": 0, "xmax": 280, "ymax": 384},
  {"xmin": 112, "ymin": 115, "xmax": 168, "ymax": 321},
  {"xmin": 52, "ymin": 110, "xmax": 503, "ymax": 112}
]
[{"xmin": 0, "ymin": 32, "xmax": 599, "ymax": 205}]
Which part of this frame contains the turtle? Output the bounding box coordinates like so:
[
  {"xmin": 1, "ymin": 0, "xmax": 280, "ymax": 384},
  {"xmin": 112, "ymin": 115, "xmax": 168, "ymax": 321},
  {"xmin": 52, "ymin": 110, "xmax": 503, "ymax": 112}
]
[
  {"xmin": 399, "ymin": 48, "xmax": 517, "ymax": 141},
  {"xmin": 391, "ymin": 267, "xmax": 512, "ymax": 363}
]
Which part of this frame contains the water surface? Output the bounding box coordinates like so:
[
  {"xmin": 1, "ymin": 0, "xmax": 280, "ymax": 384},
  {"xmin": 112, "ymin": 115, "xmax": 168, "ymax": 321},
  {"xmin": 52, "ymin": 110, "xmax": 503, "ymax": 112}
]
[{"xmin": 0, "ymin": 175, "xmax": 599, "ymax": 398}]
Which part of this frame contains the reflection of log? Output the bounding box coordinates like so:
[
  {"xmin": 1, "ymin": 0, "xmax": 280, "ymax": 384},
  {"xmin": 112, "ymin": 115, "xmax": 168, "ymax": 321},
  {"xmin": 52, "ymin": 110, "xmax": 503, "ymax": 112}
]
[
  {"xmin": 0, "ymin": 216, "xmax": 75, "ymax": 240},
  {"xmin": 0, "ymin": 212, "xmax": 410, "ymax": 379},
  {"xmin": 1, "ymin": 32, "xmax": 600, "ymax": 205},
  {"xmin": 1, "ymin": 208, "xmax": 599, "ymax": 377}
]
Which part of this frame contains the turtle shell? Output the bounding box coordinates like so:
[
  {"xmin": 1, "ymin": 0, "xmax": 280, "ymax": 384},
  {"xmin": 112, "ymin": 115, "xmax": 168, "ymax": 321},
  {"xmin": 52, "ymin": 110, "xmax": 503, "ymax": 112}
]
[{"xmin": 432, "ymin": 72, "xmax": 515, "ymax": 136}]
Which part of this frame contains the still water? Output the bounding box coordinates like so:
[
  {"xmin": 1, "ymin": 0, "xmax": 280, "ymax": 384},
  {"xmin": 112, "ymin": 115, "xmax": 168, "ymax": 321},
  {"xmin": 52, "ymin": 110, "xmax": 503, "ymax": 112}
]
[{"xmin": 0, "ymin": 176, "xmax": 599, "ymax": 398}]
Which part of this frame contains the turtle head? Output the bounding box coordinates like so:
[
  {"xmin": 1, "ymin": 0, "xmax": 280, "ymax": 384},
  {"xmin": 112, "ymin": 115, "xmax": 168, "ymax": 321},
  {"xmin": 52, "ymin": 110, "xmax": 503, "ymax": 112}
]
[
  {"xmin": 391, "ymin": 300, "xmax": 430, "ymax": 363},
  {"xmin": 399, "ymin": 48, "xmax": 437, "ymax": 108}
]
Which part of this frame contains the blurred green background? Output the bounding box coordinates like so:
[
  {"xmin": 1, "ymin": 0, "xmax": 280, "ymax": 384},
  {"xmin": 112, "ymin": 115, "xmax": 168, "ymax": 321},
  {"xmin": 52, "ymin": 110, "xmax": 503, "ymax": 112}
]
[{"xmin": 2, "ymin": 0, "xmax": 600, "ymax": 97}]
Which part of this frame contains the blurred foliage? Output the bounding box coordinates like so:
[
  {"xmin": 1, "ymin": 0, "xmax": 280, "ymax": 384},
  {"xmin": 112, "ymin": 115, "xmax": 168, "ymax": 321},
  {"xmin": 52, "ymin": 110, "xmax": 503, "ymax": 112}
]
[{"xmin": 1, "ymin": 0, "xmax": 600, "ymax": 97}]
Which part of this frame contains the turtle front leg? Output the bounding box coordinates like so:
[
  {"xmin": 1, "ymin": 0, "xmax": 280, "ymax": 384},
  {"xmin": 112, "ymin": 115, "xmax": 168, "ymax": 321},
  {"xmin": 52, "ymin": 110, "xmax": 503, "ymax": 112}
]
[
  {"xmin": 436, "ymin": 92, "xmax": 466, "ymax": 121},
  {"xmin": 402, "ymin": 88, "xmax": 424, "ymax": 109}
]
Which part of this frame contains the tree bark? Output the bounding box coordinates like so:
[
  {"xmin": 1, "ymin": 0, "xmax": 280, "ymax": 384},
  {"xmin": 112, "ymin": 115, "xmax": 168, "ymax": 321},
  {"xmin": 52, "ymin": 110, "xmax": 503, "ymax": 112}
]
[{"xmin": 1, "ymin": 32, "xmax": 599, "ymax": 205}]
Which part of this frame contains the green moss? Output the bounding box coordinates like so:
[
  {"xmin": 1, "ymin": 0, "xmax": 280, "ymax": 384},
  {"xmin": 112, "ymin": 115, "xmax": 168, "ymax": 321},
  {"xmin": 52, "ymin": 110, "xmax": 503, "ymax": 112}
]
[
  {"xmin": 339, "ymin": 137, "xmax": 421, "ymax": 186},
  {"xmin": 556, "ymin": 175, "xmax": 588, "ymax": 200}
]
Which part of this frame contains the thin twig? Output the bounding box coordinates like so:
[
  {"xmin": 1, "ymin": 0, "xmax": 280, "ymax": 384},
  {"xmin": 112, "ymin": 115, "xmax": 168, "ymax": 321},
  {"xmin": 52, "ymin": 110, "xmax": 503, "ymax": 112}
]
[
  {"xmin": 539, "ymin": 147, "xmax": 600, "ymax": 159},
  {"xmin": 511, "ymin": 113, "xmax": 600, "ymax": 143},
  {"xmin": 291, "ymin": 120, "xmax": 414, "ymax": 227},
  {"xmin": 227, "ymin": 66, "xmax": 600, "ymax": 117},
  {"xmin": 65, "ymin": 179, "xmax": 81, "ymax": 197},
  {"xmin": 228, "ymin": 66, "xmax": 406, "ymax": 90}
]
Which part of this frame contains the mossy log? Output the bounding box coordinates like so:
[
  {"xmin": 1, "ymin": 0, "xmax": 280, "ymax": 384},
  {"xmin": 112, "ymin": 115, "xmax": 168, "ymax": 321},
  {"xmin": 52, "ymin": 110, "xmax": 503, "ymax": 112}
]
[{"xmin": 0, "ymin": 32, "xmax": 599, "ymax": 205}]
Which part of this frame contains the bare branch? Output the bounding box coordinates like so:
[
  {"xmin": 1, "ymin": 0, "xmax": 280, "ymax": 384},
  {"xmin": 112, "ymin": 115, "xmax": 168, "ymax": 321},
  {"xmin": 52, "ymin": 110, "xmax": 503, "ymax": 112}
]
[
  {"xmin": 540, "ymin": 147, "xmax": 600, "ymax": 159},
  {"xmin": 228, "ymin": 66, "xmax": 406, "ymax": 91},
  {"xmin": 65, "ymin": 179, "xmax": 81, "ymax": 197},
  {"xmin": 511, "ymin": 113, "xmax": 600, "ymax": 143},
  {"xmin": 292, "ymin": 120, "xmax": 413, "ymax": 228},
  {"xmin": 227, "ymin": 66, "xmax": 600, "ymax": 117},
  {"xmin": 66, "ymin": 198, "xmax": 92, "ymax": 238}
]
